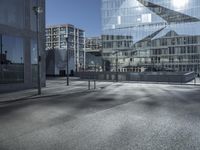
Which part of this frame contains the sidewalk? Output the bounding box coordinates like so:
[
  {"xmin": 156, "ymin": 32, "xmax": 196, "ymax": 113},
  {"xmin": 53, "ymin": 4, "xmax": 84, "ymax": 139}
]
[
  {"xmin": 1, "ymin": 77, "xmax": 198, "ymax": 103},
  {"xmin": 0, "ymin": 79, "xmax": 113, "ymax": 103},
  {"xmin": 0, "ymin": 81, "xmax": 87, "ymax": 103},
  {"xmin": 0, "ymin": 88, "xmax": 39, "ymax": 103}
]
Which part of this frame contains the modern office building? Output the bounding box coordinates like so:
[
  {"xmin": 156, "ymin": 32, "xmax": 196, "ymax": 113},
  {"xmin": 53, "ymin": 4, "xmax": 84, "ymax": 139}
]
[
  {"xmin": 101, "ymin": 0, "xmax": 200, "ymax": 73},
  {"xmin": 46, "ymin": 24, "xmax": 85, "ymax": 76},
  {"xmin": 0, "ymin": 0, "xmax": 46, "ymax": 93},
  {"xmin": 85, "ymin": 37, "xmax": 103, "ymax": 71}
]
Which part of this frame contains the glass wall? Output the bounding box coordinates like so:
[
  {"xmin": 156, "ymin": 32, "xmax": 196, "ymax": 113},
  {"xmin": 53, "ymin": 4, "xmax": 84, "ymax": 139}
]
[
  {"xmin": 30, "ymin": 0, "xmax": 38, "ymax": 31},
  {"xmin": 101, "ymin": 0, "xmax": 200, "ymax": 73},
  {"xmin": 31, "ymin": 39, "xmax": 38, "ymax": 83},
  {"xmin": 0, "ymin": 35, "xmax": 24, "ymax": 83},
  {"xmin": 102, "ymin": 0, "xmax": 200, "ymax": 42},
  {"xmin": 0, "ymin": 0, "xmax": 25, "ymax": 29}
]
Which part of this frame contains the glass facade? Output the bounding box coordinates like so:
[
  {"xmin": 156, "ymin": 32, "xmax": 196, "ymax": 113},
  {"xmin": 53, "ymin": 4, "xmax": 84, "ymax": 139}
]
[
  {"xmin": 0, "ymin": 0, "xmax": 25, "ymax": 29},
  {"xmin": 30, "ymin": 0, "xmax": 38, "ymax": 31},
  {"xmin": 0, "ymin": 0, "xmax": 45, "ymax": 92},
  {"xmin": 102, "ymin": 0, "xmax": 200, "ymax": 73},
  {"xmin": 31, "ymin": 39, "xmax": 38, "ymax": 83},
  {"xmin": 0, "ymin": 35, "xmax": 24, "ymax": 83},
  {"xmin": 85, "ymin": 37, "xmax": 103, "ymax": 71}
]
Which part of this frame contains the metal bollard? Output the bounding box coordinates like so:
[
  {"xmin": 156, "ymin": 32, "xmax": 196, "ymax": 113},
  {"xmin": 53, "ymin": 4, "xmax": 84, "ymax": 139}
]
[
  {"xmin": 94, "ymin": 80, "xmax": 96, "ymax": 89},
  {"xmin": 88, "ymin": 80, "xmax": 91, "ymax": 90},
  {"xmin": 194, "ymin": 76, "xmax": 196, "ymax": 85}
]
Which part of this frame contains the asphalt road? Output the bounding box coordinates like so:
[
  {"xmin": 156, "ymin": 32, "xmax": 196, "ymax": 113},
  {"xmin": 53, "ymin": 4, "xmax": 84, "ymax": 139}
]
[{"xmin": 0, "ymin": 81, "xmax": 200, "ymax": 150}]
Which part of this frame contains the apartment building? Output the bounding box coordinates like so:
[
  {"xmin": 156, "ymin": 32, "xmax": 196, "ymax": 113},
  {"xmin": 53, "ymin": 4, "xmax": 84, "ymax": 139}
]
[{"xmin": 46, "ymin": 24, "xmax": 85, "ymax": 76}]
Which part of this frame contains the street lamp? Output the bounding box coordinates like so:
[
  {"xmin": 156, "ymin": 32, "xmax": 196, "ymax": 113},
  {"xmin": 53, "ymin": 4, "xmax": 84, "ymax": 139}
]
[
  {"xmin": 0, "ymin": 35, "xmax": 3, "ymax": 79},
  {"xmin": 33, "ymin": 6, "xmax": 43, "ymax": 95},
  {"xmin": 0, "ymin": 35, "xmax": 2, "ymax": 65},
  {"xmin": 65, "ymin": 36, "xmax": 69, "ymax": 86},
  {"xmin": 198, "ymin": 55, "xmax": 200, "ymax": 77}
]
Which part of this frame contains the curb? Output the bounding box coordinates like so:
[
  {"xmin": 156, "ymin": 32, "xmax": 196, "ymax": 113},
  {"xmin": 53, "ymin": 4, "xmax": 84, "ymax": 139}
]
[{"xmin": 0, "ymin": 89, "xmax": 100, "ymax": 106}]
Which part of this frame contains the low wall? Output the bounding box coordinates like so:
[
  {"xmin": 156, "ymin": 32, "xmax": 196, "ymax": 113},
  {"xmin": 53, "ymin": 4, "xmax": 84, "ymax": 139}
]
[{"xmin": 76, "ymin": 72, "xmax": 195, "ymax": 83}]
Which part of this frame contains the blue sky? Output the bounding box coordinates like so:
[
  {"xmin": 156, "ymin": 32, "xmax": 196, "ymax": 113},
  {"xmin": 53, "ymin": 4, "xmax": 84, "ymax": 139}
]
[{"xmin": 46, "ymin": 0, "xmax": 101, "ymax": 37}]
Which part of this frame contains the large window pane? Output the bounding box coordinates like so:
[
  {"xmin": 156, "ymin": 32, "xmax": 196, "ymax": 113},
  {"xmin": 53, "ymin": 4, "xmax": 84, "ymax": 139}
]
[
  {"xmin": 30, "ymin": 0, "xmax": 38, "ymax": 31},
  {"xmin": 0, "ymin": 0, "xmax": 25, "ymax": 28},
  {"xmin": 0, "ymin": 35, "xmax": 24, "ymax": 83},
  {"xmin": 31, "ymin": 39, "xmax": 38, "ymax": 83}
]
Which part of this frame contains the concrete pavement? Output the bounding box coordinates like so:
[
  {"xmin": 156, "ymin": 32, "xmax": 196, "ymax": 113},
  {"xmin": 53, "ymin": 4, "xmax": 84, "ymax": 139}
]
[
  {"xmin": 0, "ymin": 79, "xmax": 200, "ymax": 149},
  {"xmin": 0, "ymin": 78, "xmax": 113, "ymax": 103}
]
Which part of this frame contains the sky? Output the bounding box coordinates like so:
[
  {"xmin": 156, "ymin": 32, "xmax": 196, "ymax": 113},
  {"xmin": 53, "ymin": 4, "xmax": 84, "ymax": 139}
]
[{"xmin": 46, "ymin": 0, "xmax": 101, "ymax": 37}]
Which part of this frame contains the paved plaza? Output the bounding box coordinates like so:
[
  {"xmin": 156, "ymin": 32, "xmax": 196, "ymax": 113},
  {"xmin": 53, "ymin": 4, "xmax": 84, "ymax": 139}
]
[{"xmin": 0, "ymin": 78, "xmax": 200, "ymax": 150}]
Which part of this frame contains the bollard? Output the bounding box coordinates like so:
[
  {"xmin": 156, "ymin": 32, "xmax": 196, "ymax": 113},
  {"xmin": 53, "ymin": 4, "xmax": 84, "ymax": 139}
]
[
  {"xmin": 94, "ymin": 80, "xmax": 96, "ymax": 89},
  {"xmin": 88, "ymin": 80, "xmax": 91, "ymax": 90},
  {"xmin": 194, "ymin": 75, "xmax": 196, "ymax": 85}
]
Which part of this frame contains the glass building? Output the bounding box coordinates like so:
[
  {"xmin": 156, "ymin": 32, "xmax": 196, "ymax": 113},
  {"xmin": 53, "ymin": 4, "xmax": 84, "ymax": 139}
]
[
  {"xmin": 101, "ymin": 0, "xmax": 200, "ymax": 73},
  {"xmin": 0, "ymin": 0, "xmax": 46, "ymax": 92}
]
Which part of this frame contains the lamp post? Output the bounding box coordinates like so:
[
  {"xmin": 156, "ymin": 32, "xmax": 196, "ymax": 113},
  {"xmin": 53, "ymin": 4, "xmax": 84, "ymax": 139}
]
[
  {"xmin": 0, "ymin": 35, "xmax": 3, "ymax": 79},
  {"xmin": 0, "ymin": 35, "xmax": 2, "ymax": 65},
  {"xmin": 33, "ymin": 6, "xmax": 43, "ymax": 95},
  {"xmin": 65, "ymin": 37, "xmax": 69, "ymax": 86},
  {"xmin": 198, "ymin": 55, "xmax": 200, "ymax": 78}
]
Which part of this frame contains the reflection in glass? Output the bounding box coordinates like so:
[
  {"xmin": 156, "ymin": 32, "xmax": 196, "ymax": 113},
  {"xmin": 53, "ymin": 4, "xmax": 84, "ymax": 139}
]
[
  {"xmin": 31, "ymin": 39, "xmax": 38, "ymax": 83},
  {"xmin": 102, "ymin": 0, "xmax": 200, "ymax": 73},
  {"xmin": 30, "ymin": 0, "xmax": 38, "ymax": 31},
  {"xmin": 0, "ymin": 0, "xmax": 24, "ymax": 28},
  {"xmin": 0, "ymin": 35, "xmax": 24, "ymax": 83}
]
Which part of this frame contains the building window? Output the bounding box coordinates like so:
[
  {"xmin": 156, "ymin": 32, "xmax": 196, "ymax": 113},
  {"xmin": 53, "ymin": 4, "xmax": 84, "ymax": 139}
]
[
  {"xmin": 30, "ymin": 0, "xmax": 39, "ymax": 31},
  {"xmin": 31, "ymin": 39, "xmax": 38, "ymax": 83},
  {"xmin": 0, "ymin": 35, "xmax": 24, "ymax": 84},
  {"xmin": 0, "ymin": 0, "xmax": 25, "ymax": 29},
  {"xmin": 141, "ymin": 13, "xmax": 152, "ymax": 23}
]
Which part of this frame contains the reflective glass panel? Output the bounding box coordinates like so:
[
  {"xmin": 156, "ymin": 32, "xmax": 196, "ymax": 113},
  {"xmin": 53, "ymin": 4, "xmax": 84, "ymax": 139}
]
[
  {"xmin": 31, "ymin": 39, "xmax": 38, "ymax": 83},
  {"xmin": 0, "ymin": 35, "xmax": 24, "ymax": 83},
  {"xmin": 0, "ymin": 0, "xmax": 25, "ymax": 28}
]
